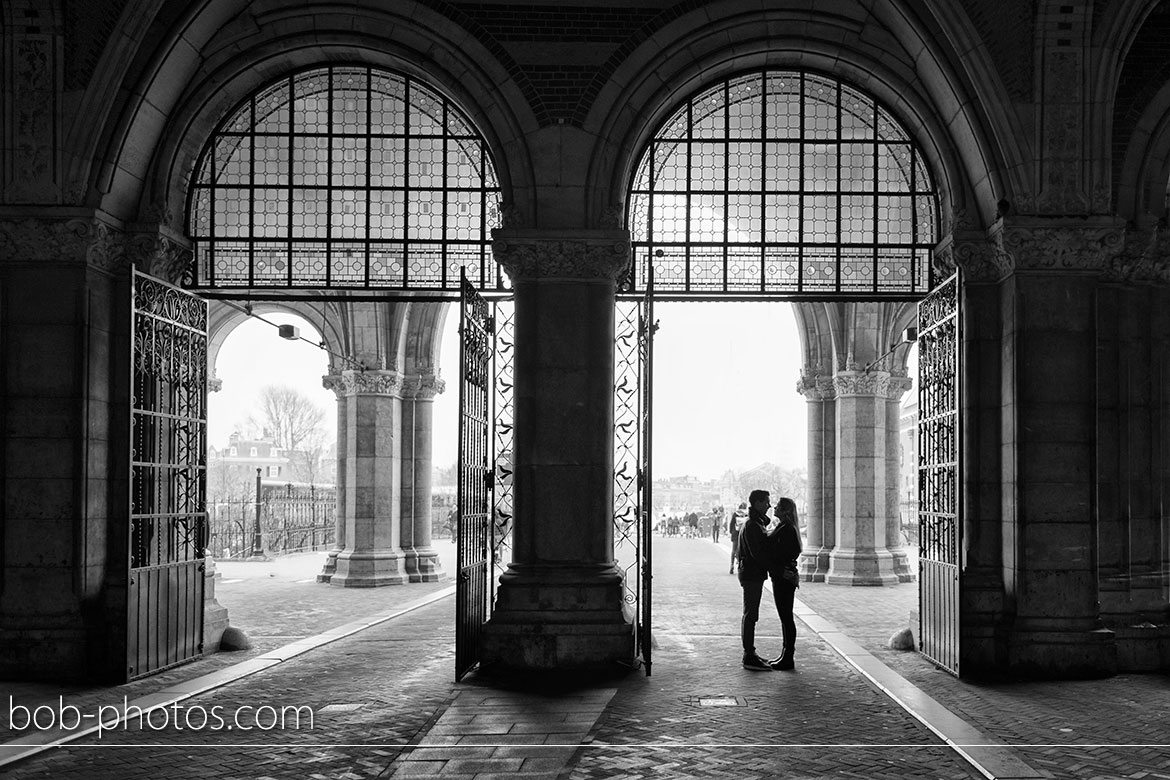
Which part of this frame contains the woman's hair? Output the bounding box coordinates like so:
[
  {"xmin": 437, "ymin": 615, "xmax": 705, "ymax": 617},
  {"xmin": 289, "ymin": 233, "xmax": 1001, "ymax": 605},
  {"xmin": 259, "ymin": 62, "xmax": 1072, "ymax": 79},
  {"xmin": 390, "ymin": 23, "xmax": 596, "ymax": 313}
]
[{"xmin": 777, "ymin": 496, "xmax": 798, "ymax": 520}]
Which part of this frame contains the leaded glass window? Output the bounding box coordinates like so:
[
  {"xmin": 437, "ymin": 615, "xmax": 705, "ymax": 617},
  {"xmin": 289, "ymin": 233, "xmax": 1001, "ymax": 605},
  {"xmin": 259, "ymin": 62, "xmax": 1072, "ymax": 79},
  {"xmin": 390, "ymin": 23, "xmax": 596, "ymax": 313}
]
[
  {"xmin": 187, "ymin": 65, "xmax": 503, "ymax": 291},
  {"xmin": 628, "ymin": 71, "xmax": 938, "ymax": 297}
]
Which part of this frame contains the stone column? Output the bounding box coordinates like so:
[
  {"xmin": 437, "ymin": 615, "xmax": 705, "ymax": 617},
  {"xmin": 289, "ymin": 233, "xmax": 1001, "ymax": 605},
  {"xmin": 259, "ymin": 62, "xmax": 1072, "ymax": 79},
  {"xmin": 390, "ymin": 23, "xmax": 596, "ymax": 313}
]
[
  {"xmin": 827, "ymin": 370, "xmax": 901, "ymax": 584},
  {"xmin": 401, "ymin": 370, "xmax": 445, "ymax": 582},
  {"xmin": 987, "ymin": 218, "xmax": 1121, "ymax": 676},
  {"xmin": 885, "ymin": 373, "xmax": 916, "ymax": 582},
  {"xmin": 797, "ymin": 372, "xmax": 835, "ymax": 581},
  {"xmin": 324, "ymin": 369, "xmax": 409, "ymax": 587},
  {"xmin": 480, "ymin": 229, "xmax": 634, "ymax": 672},
  {"xmin": 317, "ymin": 379, "xmax": 347, "ymax": 583},
  {"xmin": 0, "ymin": 215, "xmax": 132, "ymax": 679}
]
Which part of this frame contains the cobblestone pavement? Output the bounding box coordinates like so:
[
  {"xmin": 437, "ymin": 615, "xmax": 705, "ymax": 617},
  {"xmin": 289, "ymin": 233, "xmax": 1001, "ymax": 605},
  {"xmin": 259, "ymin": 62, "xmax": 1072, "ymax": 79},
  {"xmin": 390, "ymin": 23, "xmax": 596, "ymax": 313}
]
[{"xmin": 3, "ymin": 537, "xmax": 1170, "ymax": 779}]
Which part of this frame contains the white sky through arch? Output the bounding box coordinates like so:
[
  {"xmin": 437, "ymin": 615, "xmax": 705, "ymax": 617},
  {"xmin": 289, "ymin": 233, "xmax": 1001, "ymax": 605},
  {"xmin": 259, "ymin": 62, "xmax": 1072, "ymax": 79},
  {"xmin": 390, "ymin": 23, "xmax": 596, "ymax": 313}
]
[{"xmin": 209, "ymin": 303, "xmax": 809, "ymax": 482}]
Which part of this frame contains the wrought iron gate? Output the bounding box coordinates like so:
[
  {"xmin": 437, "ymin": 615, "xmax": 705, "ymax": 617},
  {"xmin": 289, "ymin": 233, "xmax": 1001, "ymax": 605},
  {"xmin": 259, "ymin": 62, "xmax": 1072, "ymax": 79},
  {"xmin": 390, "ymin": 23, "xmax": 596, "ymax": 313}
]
[
  {"xmin": 128, "ymin": 270, "xmax": 208, "ymax": 680},
  {"xmin": 917, "ymin": 271, "xmax": 961, "ymax": 676},
  {"xmin": 615, "ymin": 279, "xmax": 654, "ymax": 674},
  {"xmin": 455, "ymin": 274, "xmax": 513, "ymax": 681}
]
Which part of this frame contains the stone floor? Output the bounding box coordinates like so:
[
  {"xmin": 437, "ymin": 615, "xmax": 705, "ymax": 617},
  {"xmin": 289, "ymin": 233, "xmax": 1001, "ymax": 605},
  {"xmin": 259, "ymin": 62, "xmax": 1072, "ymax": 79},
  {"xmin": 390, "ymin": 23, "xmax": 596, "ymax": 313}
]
[{"xmin": 2, "ymin": 537, "xmax": 1168, "ymax": 779}]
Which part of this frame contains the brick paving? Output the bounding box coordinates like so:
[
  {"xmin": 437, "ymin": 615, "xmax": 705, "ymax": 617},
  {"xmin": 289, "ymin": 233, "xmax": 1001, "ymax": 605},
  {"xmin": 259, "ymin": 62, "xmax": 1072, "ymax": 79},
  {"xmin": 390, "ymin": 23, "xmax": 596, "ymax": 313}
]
[{"xmin": 3, "ymin": 536, "xmax": 1170, "ymax": 779}]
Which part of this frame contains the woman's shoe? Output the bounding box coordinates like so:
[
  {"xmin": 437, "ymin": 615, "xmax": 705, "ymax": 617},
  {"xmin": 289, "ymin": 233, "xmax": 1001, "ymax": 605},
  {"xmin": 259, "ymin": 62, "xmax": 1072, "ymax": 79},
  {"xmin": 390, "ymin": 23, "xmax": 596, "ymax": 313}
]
[{"xmin": 768, "ymin": 648, "xmax": 794, "ymax": 670}]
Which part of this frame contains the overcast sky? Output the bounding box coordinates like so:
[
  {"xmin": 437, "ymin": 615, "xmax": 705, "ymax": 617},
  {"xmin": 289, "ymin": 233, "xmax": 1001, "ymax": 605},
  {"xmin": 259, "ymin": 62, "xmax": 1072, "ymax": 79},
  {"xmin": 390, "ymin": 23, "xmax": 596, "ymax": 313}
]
[{"xmin": 209, "ymin": 302, "xmax": 809, "ymax": 481}]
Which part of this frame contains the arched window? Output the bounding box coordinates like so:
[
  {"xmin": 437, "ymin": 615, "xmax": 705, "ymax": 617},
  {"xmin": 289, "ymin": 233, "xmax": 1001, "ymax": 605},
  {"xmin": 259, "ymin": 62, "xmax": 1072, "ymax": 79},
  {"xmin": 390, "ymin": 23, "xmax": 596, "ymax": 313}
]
[
  {"xmin": 628, "ymin": 70, "xmax": 938, "ymax": 297},
  {"xmin": 187, "ymin": 65, "xmax": 503, "ymax": 291}
]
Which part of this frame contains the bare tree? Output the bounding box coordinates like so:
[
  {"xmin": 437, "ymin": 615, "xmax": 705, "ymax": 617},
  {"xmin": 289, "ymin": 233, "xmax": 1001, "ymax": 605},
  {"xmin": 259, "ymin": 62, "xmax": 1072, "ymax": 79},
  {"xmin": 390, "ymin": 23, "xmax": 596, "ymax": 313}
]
[{"xmin": 249, "ymin": 384, "xmax": 326, "ymax": 469}]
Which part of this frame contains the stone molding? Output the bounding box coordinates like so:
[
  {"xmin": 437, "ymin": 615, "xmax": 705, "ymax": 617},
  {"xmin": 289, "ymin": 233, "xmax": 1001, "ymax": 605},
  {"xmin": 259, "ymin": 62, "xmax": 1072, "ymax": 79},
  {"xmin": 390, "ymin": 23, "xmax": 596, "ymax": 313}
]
[
  {"xmin": 492, "ymin": 229, "xmax": 631, "ymax": 281},
  {"xmin": 796, "ymin": 371, "xmax": 836, "ymax": 401},
  {"xmin": 0, "ymin": 216, "xmax": 193, "ymax": 283},
  {"xmin": 886, "ymin": 374, "xmax": 914, "ymax": 400},
  {"xmin": 1103, "ymin": 220, "xmax": 1170, "ymax": 284},
  {"xmin": 988, "ymin": 218, "xmax": 1125, "ymax": 276},
  {"xmin": 401, "ymin": 370, "xmax": 446, "ymax": 400},
  {"xmin": 936, "ymin": 220, "xmax": 1127, "ymax": 283},
  {"xmin": 323, "ymin": 369, "xmax": 405, "ymax": 398},
  {"xmin": 832, "ymin": 370, "xmax": 891, "ymax": 398},
  {"xmin": 127, "ymin": 229, "xmax": 194, "ymax": 286}
]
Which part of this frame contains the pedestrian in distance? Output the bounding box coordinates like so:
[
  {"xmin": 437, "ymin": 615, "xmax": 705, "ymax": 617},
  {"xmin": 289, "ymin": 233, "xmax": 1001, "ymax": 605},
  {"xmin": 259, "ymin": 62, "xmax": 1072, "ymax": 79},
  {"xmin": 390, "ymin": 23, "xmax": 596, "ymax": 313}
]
[
  {"xmin": 728, "ymin": 502, "xmax": 747, "ymax": 575},
  {"xmin": 766, "ymin": 496, "xmax": 803, "ymax": 671},
  {"xmin": 710, "ymin": 506, "xmax": 722, "ymax": 544}
]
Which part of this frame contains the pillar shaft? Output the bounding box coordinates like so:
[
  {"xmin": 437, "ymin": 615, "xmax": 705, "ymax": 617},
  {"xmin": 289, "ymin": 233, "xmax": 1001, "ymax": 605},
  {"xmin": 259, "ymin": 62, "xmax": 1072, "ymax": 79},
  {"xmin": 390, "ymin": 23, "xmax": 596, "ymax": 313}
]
[
  {"xmin": 826, "ymin": 371, "xmax": 910, "ymax": 585},
  {"xmin": 798, "ymin": 374, "xmax": 834, "ymax": 581},
  {"xmin": 480, "ymin": 230, "xmax": 634, "ymax": 672},
  {"xmin": 401, "ymin": 372, "xmax": 445, "ymax": 582},
  {"xmin": 323, "ymin": 370, "xmax": 409, "ymax": 587}
]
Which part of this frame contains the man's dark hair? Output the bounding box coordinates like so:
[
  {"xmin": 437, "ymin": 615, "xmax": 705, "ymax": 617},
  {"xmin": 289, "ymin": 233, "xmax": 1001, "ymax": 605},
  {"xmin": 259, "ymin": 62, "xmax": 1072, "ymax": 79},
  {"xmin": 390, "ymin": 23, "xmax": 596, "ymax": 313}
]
[{"xmin": 748, "ymin": 489, "xmax": 769, "ymax": 504}]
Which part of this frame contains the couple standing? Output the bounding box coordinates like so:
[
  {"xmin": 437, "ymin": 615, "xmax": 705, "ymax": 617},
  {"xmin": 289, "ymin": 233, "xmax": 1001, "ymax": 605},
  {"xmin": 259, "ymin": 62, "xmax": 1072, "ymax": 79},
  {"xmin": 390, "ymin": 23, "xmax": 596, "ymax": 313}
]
[{"xmin": 736, "ymin": 490, "xmax": 802, "ymax": 671}]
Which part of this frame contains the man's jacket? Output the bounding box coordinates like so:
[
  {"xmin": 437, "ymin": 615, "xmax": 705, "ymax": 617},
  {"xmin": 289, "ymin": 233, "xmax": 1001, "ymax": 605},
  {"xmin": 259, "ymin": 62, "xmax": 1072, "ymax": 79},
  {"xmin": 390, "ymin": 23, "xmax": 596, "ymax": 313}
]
[{"xmin": 736, "ymin": 508, "xmax": 773, "ymax": 583}]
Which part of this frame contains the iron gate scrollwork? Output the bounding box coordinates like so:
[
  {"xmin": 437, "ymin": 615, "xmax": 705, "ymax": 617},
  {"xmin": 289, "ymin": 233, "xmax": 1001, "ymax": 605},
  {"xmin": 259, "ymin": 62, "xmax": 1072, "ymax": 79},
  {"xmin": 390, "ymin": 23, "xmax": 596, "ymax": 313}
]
[
  {"xmin": 615, "ymin": 273, "xmax": 654, "ymax": 675},
  {"xmin": 917, "ymin": 271, "xmax": 961, "ymax": 676},
  {"xmin": 455, "ymin": 272, "xmax": 512, "ymax": 681},
  {"xmin": 128, "ymin": 270, "xmax": 209, "ymax": 681}
]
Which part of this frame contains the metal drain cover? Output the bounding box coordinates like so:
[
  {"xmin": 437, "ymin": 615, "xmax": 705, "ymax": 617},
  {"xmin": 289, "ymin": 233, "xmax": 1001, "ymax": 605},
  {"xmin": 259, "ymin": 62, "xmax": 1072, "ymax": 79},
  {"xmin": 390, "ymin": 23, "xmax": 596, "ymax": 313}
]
[
  {"xmin": 319, "ymin": 703, "xmax": 365, "ymax": 713},
  {"xmin": 685, "ymin": 695, "xmax": 747, "ymax": 708}
]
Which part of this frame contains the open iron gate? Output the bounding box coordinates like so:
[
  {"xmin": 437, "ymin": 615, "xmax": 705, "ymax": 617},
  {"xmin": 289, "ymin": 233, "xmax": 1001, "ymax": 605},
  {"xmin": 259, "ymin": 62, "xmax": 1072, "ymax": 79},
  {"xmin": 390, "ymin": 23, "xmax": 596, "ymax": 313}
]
[
  {"xmin": 128, "ymin": 270, "xmax": 208, "ymax": 680},
  {"xmin": 917, "ymin": 270, "xmax": 961, "ymax": 676},
  {"xmin": 455, "ymin": 273, "xmax": 513, "ymax": 681},
  {"xmin": 615, "ymin": 279, "xmax": 654, "ymax": 675}
]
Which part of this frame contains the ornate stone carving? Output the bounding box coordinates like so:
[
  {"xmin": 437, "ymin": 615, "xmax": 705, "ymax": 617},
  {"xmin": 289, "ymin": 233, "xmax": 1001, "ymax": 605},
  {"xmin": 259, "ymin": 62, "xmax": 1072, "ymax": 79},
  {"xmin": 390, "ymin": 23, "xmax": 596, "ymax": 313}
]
[
  {"xmin": 1103, "ymin": 221, "xmax": 1170, "ymax": 284},
  {"xmin": 833, "ymin": 370, "xmax": 891, "ymax": 398},
  {"xmin": 886, "ymin": 374, "xmax": 914, "ymax": 400},
  {"xmin": 322, "ymin": 369, "xmax": 404, "ymax": 397},
  {"xmin": 989, "ymin": 219, "xmax": 1125, "ymax": 276},
  {"xmin": 128, "ymin": 232, "xmax": 194, "ymax": 285},
  {"xmin": 401, "ymin": 370, "xmax": 447, "ymax": 400},
  {"xmin": 797, "ymin": 370, "xmax": 835, "ymax": 401},
  {"xmin": 0, "ymin": 217, "xmax": 130, "ymax": 273},
  {"xmin": 492, "ymin": 231, "xmax": 631, "ymax": 281}
]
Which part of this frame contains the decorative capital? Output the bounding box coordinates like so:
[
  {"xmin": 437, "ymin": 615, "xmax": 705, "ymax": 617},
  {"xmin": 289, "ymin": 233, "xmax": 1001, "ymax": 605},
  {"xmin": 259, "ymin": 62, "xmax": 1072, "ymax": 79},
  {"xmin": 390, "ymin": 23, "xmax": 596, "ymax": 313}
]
[
  {"xmin": 796, "ymin": 370, "xmax": 836, "ymax": 400},
  {"xmin": 322, "ymin": 369, "xmax": 404, "ymax": 397},
  {"xmin": 127, "ymin": 228, "xmax": 193, "ymax": 286},
  {"xmin": 492, "ymin": 229, "xmax": 631, "ymax": 282},
  {"xmin": 989, "ymin": 218, "xmax": 1126, "ymax": 275},
  {"xmin": 886, "ymin": 374, "xmax": 914, "ymax": 399},
  {"xmin": 935, "ymin": 231, "xmax": 1003, "ymax": 282},
  {"xmin": 401, "ymin": 369, "xmax": 446, "ymax": 400},
  {"xmin": 0, "ymin": 216, "xmax": 130, "ymax": 274},
  {"xmin": 1102, "ymin": 219, "xmax": 1170, "ymax": 284},
  {"xmin": 833, "ymin": 370, "xmax": 890, "ymax": 398},
  {"xmin": 208, "ymin": 377, "xmax": 223, "ymax": 393}
]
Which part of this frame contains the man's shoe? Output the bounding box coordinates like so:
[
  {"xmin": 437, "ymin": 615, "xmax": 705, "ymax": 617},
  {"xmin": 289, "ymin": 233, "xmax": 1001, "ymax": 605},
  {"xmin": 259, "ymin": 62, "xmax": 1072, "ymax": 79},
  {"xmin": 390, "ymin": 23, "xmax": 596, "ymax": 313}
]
[{"xmin": 742, "ymin": 654, "xmax": 773, "ymax": 671}]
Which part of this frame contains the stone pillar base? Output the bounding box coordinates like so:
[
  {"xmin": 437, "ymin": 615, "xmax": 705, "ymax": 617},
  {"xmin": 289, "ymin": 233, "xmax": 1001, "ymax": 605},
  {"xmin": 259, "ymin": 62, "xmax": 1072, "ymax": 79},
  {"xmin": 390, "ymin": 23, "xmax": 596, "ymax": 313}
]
[
  {"xmin": 889, "ymin": 548, "xmax": 916, "ymax": 582},
  {"xmin": 329, "ymin": 550, "xmax": 410, "ymax": 587},
  {"xmin": 479, "ymin": 565, "xmax": 635, "ymax": 673},
  {"xmin": 799, "ymin": 548, "xmax": 831, "ymax": 582},
  {"xmin": 1006, "ymin": 626, "xmax": 1116, "ymax": 679},
  {"xmin": 316, "ymin": 549, "xmax": 340, "ymax": 583},
  {"xmin": 203, "ymin": 558, "xmax": 230, "ymax": 653},
  {"xmin": 825, "ymin": 549, "xmax": 901, "ymax": 585},
  {"xmin": 403, "ymin": 547, "xmax": 445, "ymax": 582}
]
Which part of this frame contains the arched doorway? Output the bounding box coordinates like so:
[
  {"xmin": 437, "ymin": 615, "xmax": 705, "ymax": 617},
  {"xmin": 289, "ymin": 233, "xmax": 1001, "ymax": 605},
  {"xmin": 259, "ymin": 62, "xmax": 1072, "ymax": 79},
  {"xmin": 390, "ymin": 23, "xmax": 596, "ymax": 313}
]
[{"xmin": 620, "ymin": 68, "xmax": 958, "ymax": 672}]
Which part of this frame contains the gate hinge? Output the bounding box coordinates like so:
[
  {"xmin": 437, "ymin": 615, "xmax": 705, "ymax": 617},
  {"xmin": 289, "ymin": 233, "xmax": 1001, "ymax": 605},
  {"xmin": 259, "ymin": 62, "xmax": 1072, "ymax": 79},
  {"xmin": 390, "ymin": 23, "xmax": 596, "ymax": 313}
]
[
  {"xmin": 485, "ymin": 470, "xmax": 495, "ymax": 489},
  {"xmin": 485, "ymin": 315, "xmax": 495, "ymax": 335}
]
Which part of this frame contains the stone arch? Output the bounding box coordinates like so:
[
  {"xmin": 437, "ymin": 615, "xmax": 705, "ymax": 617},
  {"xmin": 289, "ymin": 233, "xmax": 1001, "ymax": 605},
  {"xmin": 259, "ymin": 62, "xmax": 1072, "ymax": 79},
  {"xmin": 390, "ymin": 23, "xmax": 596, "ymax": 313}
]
[
  {"xmin": 207, "ymin": 301, "xmax": 346, "ymax": 392},
  {"xmin": 1105, "ymin": 1, "xmax": 1170, "ymax": 221},
  {"xmin": 582, "ymin": 0, "xmax": 1025, "ymax": 235},
  {"xmin": 75, "ymin": 0, "xmax": 538, "ymax": 229}
]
